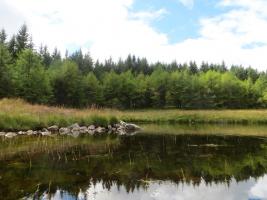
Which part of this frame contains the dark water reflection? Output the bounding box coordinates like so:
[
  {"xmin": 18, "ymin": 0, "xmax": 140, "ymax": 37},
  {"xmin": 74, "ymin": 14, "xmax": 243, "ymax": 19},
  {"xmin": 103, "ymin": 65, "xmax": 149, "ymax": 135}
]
[{"xmin": 1, "ymin": 125, "xmax": 267, "ymax": 199}]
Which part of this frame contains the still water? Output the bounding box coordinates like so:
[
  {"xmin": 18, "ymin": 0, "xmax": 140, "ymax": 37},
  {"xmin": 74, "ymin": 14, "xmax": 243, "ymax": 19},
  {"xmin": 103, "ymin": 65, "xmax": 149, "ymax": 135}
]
[{"xmin": 1, "ymin": 124, "xmax": 267, "ymax": 200}]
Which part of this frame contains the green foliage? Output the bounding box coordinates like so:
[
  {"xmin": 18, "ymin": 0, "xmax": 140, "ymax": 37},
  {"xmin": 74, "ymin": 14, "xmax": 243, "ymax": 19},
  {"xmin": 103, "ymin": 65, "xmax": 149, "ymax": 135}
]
[
  {"xmin": 14, "ymin": 49, "xmax": 52, "ymax": 104},
  {"xmin": 91, "ymin": 115, "xmax": 109, "ymax": 127},
  {"xmin": 1, "ymin": 24, "xmax": 267, "ymax": 109},
  {"xmin": 0, "ymin": 44, "xmax": 13, "ymax": 97},
  {"xmin": 109, "ymin": 116, "xmax": 119, "ymax": 125},
  {"xmin": 52, "ymin": 60, "xmax": 84, "ymax": 107}
]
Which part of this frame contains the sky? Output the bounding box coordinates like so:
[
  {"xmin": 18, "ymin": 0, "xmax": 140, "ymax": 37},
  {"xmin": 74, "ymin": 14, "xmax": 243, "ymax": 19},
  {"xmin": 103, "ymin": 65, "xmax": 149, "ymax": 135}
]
[{"xmin": 1, "ymin": 0, "xmax": 267, "ymax": 70}]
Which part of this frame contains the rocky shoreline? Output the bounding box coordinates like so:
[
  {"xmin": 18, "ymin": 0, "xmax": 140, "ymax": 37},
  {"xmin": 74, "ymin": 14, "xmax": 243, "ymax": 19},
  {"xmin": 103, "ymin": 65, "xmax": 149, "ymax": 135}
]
[{"xmin": 0, "ymin": 121, "xmax": 141, "ymax": 138}]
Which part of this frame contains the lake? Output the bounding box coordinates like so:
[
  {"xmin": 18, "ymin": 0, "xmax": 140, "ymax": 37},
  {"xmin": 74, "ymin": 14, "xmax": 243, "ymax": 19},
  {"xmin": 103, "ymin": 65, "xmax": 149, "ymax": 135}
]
[{"xmin": 0, "ymin": 124, "xmax": 267, "ymax": 200}]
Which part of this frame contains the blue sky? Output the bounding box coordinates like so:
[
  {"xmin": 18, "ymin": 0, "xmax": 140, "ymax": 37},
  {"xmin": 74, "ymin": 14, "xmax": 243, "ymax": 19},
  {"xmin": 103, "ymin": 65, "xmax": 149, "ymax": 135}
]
[
  {"xmin": 131, "ymin": 0, "xmax": 229, "ymax": 43},
  {"xmin": 1, "ymin": 0, "xmax": 267, "ymax": 70}
]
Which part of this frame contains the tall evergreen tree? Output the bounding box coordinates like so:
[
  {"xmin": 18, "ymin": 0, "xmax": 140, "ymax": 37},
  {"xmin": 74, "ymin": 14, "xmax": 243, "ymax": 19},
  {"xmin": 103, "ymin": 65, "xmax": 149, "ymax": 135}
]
[
  {"xmin": 0, "ymin": 44, "xmax": 13, "ymax": 97},
  {"xmin": 0, "ymin": 29, "xmax": 7, "ymax": 45},
  {"xmin": 16, "ymin": 24, "xmax": 30, "ymax": 54}
]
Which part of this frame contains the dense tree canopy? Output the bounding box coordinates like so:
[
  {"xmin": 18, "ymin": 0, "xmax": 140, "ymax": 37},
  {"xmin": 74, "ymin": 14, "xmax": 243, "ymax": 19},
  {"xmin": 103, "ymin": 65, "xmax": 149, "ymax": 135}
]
[{"xmin": 1, "ymin": 24, "xmax": 267, "ymax": 109}]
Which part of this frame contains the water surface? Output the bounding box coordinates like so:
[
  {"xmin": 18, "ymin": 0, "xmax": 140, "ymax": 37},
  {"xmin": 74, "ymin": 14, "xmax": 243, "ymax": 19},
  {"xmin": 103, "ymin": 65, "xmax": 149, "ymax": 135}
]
[{"xmin": 1, "ymin": 124, "xmax": 267, "ymax": 200}]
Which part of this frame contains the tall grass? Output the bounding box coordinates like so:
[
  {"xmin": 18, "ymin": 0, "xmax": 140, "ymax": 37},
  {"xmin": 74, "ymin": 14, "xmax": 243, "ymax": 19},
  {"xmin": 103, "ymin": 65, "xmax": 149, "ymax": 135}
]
[{"xmin": 2, "ymin": 98, "xmax": 267, "ymax": 130}]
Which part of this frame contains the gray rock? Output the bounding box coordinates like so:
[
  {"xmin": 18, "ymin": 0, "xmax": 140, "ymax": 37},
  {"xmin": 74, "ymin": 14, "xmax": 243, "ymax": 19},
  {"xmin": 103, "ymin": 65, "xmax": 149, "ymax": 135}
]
[
  {"xmin": 41, "ymin": 131, "xmax": 52, "ymax": 136},
  {"xmin": 71, "ymin": 127, "xmax": 81, "ymax": 135},
  {"xmin": 113, "ymin": 123, "xmax": 121, "ymax": 128},
  {"xmin": 88, "ymin": 130, "xmax": 95, "ymax": 135},
  {"xmin": 26, "ymin": 130, "xmax": 34, "ymax": 135},
  {"xmin": 68, "ymin": 123, "xmax": 80, "ymax": 129},
  {"xmin": 88, "ymin": 125, "xmax": 95, "ymax": 130},
  {"xmin": 79, "ymin": 126, "xmax": 88, "ymax": 134},
  {"xmin": 17, "ymin": 131, "xmax": 26, "ymax": 135},
  {"xmin": 47, "ymin": 125, "xmax": 58, "ymax": 132},
  {"xmin": 95, "ymin": 127, "xmax": 106, "ymax": 134},
  {"xmin": 59, "ymin": 127, "xmax": 70, "ymax": 135},
  {"xmin": 119, "ymin": 120, "xmax": 140, "ymax": 131},
  {"xmin": 112, "ymin": 127, "xmax": 117, "ymax": 132},
  {"xmin": 70, "ymin": 128, "xmax": 80, "ymax": 138},
  {"xmin": 5, "ymin": 132, "xmax": 17, "ymax": 138},
  {"xmin": 125, "ymin": 123, "xmax": 141, "ymax": 131}
]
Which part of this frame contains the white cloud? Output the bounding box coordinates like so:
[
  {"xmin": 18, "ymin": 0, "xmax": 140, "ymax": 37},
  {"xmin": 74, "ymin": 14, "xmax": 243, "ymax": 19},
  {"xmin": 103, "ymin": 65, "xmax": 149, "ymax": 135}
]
[
  {"xmin": 2, "ymin": 0, "xmax": 267, "ymax": 70},
  {"xmin": 178, "ymin": 0, "xmax": 194, "ymax": 9},
  {"xmin": 249, "ymin": 175, "xmax": 267, "ymax": 198}
]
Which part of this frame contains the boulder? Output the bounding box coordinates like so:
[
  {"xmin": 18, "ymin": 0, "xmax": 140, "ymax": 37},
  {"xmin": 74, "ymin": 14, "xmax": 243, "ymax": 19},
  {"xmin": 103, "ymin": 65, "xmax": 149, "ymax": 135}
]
[
  {"xmin": 79, "ymin": 126, "xmax": 88, "ymax": 134},
  {"xmin": 59, "ymin": 127, "xmax": 70, "ymax": 135},
  {"xmin": 119, "ymin": 120, "xmax": 140, "ymax": 131},
  {"xmin": 88, "ymin": 125, "xmax": 95, "ymax": 130},
  {"xmin": 70, "ymin": 128, "xmax": 80, "ymax": 138},
  {"xmin": 108, "ymin": 125, "xmax": 112, "ymax": 130},
  {"xmin": 95, "ymin": 127, "xmax": 106, "ymax": 134},
  {"xmin": 47, "ymin": 125, "xmax": 59, "ymax": 132},
  {"xmin": 88, "ymin": 130, "xmax": 95, "ymax": 135},
  {"xmin": 41, "ymin": 131, "xmax": 52, "ymax": 136},
  {"xmin": 125, "ymin": 123, "xmax": 141, "ymax": 131},
  {"xmin": 26, "ymin": 130, "xmax": 34, "ymax": 135},
  {"xmin": 71, "ymin": 127, "xmax": 81, "ymax": 135},
  {"xmin": 68, "ymin": 123, "xmax": 80, "ymax": 129},
  {"xmin": 5, "ymin": 132, "xmax": 17, "ymax": 138},
  {"xmin": 17, "ymin": 131, "xmax": 26, "ymax": 135},
  {"xmin": 113, "ymin": 123, "xmax": 121, "ymax": 128}
]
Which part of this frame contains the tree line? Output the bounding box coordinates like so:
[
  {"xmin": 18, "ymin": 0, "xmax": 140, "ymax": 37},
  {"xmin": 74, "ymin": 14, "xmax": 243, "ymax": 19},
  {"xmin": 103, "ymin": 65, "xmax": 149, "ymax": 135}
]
[{"xmin": 1, "ymin": 24, "xmax": 267, "ymax": 109}]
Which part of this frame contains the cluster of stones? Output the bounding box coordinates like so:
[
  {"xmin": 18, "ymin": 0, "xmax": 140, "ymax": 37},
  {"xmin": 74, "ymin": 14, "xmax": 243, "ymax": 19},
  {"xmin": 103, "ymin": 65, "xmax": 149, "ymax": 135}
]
[{"xmin": 0, "ymin": 121, "xmax": 141, "ymax": 138}]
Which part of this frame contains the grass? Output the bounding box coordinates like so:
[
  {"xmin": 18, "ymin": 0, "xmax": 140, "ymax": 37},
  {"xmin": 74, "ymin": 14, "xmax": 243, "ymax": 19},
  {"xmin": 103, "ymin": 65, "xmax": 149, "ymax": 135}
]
[{"xmin": 2, "ymin": 98, "xmax": 267, "ymax": 130}]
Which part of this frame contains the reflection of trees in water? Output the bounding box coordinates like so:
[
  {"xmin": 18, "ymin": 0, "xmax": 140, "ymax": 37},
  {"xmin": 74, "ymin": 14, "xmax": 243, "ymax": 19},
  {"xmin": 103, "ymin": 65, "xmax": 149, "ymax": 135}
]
[{"xmin": 1, "ymin": 134, "xmax": 267, "ymax": 199}]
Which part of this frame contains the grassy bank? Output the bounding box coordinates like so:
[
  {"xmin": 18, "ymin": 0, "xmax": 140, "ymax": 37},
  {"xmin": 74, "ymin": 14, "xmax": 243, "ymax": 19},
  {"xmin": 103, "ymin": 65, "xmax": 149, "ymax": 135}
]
[{"xmin": 2, "ymin": 98, "xmax": 267, "ymax": 130}]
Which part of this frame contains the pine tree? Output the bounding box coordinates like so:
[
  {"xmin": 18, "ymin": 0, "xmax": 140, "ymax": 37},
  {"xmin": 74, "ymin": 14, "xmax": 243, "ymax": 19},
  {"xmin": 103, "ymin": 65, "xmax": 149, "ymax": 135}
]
[
  {"xmin": 0, "ymin": 44, "xmax": 13, "ymax": 97},
  {"xmin": 0, "ymin": 29, "xmax": 7, "ymax": 45},
  {"xmin": 16, "ymin": 24, "xmax": 30, "ymax": 54},
  {"xmin": 8, "ymin": 35, "xmax": 17, "ymax": 60}
]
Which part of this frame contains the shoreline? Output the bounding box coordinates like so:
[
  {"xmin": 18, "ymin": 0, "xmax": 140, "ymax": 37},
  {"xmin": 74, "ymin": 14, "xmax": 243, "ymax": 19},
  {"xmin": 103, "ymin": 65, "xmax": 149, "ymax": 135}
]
[{"xmin": 2, "ymin": 99, "xmax": 267, "ymax": 131}]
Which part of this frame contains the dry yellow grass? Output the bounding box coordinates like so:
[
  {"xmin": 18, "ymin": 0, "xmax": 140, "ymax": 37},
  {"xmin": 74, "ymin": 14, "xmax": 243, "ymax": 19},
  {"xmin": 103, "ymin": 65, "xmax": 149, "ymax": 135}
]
[{"xmin": 2, "ymin": 98, "xmax": 267, "ymax": 130}]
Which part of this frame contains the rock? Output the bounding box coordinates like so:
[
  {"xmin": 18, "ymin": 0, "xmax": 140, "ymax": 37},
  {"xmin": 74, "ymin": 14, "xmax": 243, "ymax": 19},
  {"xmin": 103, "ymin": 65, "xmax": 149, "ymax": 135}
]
[
  {"xmin": 71, "ymin": 127, "xmax": 81, "ymax": 135},
  {"xmin": 88, "ymin": 130, "xmax": 95, "ymax": 135},
  {"xmin": 95, "ymin": 127, "xmax": 106, "ymax": 134},
  {"xmin": 59, "ymin": 127, "xmax": 70, "ymax": 135},
  {"xmin": 119, "ymin": 120, "xmax": 127, "ymax": 127},
  {"xmin": 70, "ymin": 128, "xmax": 80, "ymax": 138},
  {"xmin": 26, "ymin": 130, "xmax": 34, "ymax": 135},
  {"xmin": 88, "ymin": 125, "xmax": 95, "ymax": 130},
  {"xmin": 79, "ymin": 126, "xmax": 88, "ymax": 134},
  {"xmin": 68, "ymin": 123, "xmax": 80, "ymax": 129},
  {"xmin": 5, "ymin": 132, "xmax": 17, "ymax": 138},
  {"xmin": 108, "ymin": 125, "xmax": 112, "ymax": 130},
  {"xmin": 119, "ymin": 120, "xmax": 140, "ymax": 131},
  {"xmin": 125, "ymin": 123, "xmax": 141, "ymax": 131},
  {"xmin": 47, "ymin": 125, "xmax": 58, "ymax": 132},
  {"xmin": 0, "ymin": 132, "xmax": 6, "ymax": 136},
  {"xmin": 17, "ymin": 131, "xmax": 26, "ymax": 135},
  {"xmin": 116, "ymin": 128, "xmax": 126, "ymax": 135},
  {"xmin": 41, "ymin": 130, "xmax": 52, "ymax": 136},
  {"xmin": 113, "ymin": 123, "xmax": 121, "ymax": 128}
]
